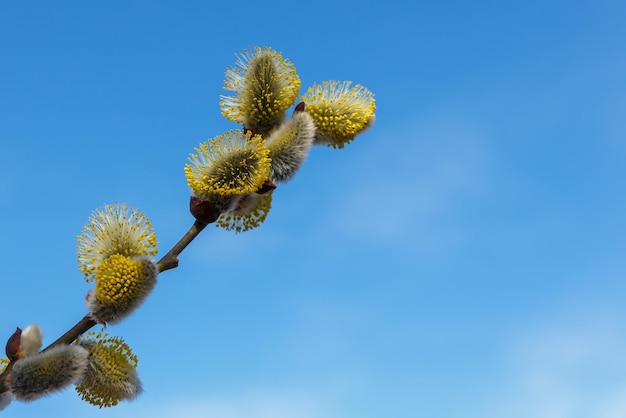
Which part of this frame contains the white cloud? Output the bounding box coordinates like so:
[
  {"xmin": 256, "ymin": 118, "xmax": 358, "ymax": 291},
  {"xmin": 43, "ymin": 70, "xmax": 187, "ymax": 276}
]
[
  {"xmin": 600, "ymin": 389, "xmax": 626, "ymax": 418},
  {"xmin": 486, "ymin": 311, "xmax": 626, "ymax": 418},
  {"xmin": 326, "ymin": 112, "xmax": 491, "ymax": 245}
]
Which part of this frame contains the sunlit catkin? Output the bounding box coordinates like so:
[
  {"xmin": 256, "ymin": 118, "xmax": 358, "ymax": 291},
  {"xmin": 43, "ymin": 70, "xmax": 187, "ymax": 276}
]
[{"xmin": 76, "ymin": 332, "xmax": 142, "ymax": 408}]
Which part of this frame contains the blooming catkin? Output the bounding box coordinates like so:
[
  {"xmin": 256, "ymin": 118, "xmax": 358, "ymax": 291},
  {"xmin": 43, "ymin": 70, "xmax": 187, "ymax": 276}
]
[
  {"xmin": 216, "ymin": 192, "xmax": 273, "ymax": 233},
  {"xmin": 185, "ymin": 130, "xmax": 271, "ymax": 204},
  {"xmin": 77, "ymin": 203, "xmax": 158, "ymax": 281},
  {"xmin": 87, "ymin": 256, "xmax": 158, "ymax": 324},
  {"xmin": 76, "ymin": 332, "xmax": 142, "ymax": 408},
  {"xmin": 301, "ymin": 80, "xmax": 376, "ymax": 148},
  {"xmin": 220, "ymin": 46, "xmax": 301, "ymax": 135}
]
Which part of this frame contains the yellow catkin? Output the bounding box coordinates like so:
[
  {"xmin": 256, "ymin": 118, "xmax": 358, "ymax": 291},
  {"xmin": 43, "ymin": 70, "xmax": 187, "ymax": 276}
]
[
  {"xmin": 94, "ymin": 255, "xmax": 145, "ymax": 305},
  {"xmin": 77, "ymin": 204, "xmax": 158, "ymax": 282},
  {"xmin": 216, "ymin": 192, "xmax": 273, "ymax": 233},
  {"xmin": 76, "ymin": 331, "xmax": 141, "ymax": 408},
  {"xmin": 302, "ymin": 81, "xmax": 376, "ymax": 148},
  {"xmin": 220, "ymin": 46, "xmax": 300, "ymax": 135},
  {"xmin": 185, "ymin": 130, "xmax": 271, "ymax": 199}
]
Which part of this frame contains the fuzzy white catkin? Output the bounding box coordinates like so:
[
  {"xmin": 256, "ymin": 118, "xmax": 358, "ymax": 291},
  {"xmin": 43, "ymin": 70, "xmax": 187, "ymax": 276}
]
[
  {"xmin": 265, "ymin": 111, "xmax": 316, "ymax": 183},
  {"xmin": 10, "ymin": 345, "xmax": 89, "ymax": 401},
  {"xmin": 19, "ymin": 324, "xmax": 43, "ymax": 357}
]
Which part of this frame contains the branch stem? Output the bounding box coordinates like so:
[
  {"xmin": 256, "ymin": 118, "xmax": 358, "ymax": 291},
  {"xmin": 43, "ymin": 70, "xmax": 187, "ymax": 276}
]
[
  {"xmin": 0, "ymin": 219, "xmax": 208, "ymax": 394},
  {"xmin": 157, "ymin": 220, "xmax": 208, "ymax": 272}
]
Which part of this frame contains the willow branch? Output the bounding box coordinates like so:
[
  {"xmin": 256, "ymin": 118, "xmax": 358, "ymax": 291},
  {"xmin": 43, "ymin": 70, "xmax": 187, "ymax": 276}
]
[
  {"xmin": 157, "ymin": 220, "xmax": 208, "ymax": 272},
  {"xmin": 0, "ymin": 219, "xmax": 209, "ymax": 394}
]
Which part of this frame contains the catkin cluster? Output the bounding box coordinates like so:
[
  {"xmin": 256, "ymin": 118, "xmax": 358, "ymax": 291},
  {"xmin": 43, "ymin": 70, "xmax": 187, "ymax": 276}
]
[
  {"xmin": 0, "ymin": 46, "xmax": 375, "ymax": 410},
  {"xmin": 187, "ymin": 46, "xmax": 376, "ymax": 232}
]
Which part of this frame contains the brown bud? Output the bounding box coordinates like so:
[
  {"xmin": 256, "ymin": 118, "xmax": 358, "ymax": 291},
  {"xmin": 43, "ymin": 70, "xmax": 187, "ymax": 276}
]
[
  {"xmin": 6, "ymin": 327, "xmax": 22, "ymax": 360},
  {"xmin": 256, "ymin": 179, "xmax": 276, "ymax": 195},
  {"xmin": 190, "ymin": 196, "xmax": 221, "ymax": 225},
  {"xmin": 293, "ymin": 102, "xmax": 306, "ymax": 113},
  {"xmin": 243, "ymin": 127, "xmax": 261, "ymax": 139}
]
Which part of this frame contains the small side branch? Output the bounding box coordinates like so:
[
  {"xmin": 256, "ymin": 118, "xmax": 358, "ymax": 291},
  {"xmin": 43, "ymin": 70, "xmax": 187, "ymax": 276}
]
[
  {"xmin": 0, "ymin": 219, "xmax": 208, "ymax": 395},
  {"xmin": 157, "ymin": 220, "xmax": 208, "ymax": 272}
]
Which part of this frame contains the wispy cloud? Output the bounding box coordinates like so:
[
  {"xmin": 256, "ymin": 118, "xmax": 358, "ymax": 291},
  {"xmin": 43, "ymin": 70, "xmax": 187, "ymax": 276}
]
[
  {"xmin": 486, "ymin": 310, "xmax": 626, "ymax": 418},
  {"xmin": 324, "ymin": 111, "xmax": 492, "ymax": 246}
]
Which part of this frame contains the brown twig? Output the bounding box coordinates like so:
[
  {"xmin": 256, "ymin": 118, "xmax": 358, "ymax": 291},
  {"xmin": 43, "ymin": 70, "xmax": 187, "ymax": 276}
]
[
  {"xmin": 157, "ymin": 220, "xmax": 208, "ymax": 272},
  {"xmin": 0, "ymin": 219, "xmax": 209, "ymax": 394}
]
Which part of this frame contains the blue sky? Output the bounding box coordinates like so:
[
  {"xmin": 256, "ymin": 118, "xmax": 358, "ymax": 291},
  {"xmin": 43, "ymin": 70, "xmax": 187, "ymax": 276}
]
[{"xmin": 1, "ymin": 1, "xmax": 625, "ymax": 417}]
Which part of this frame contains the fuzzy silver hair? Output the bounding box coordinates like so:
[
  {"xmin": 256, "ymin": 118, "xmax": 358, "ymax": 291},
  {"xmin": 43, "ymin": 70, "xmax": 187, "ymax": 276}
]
[
  {"xmin": 265, "ymin": 111, "xmax": 316, "ymax": 183},
  {"xmin": 10, "ymin": 345, "xmax": 89, "ymax": 401}
]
